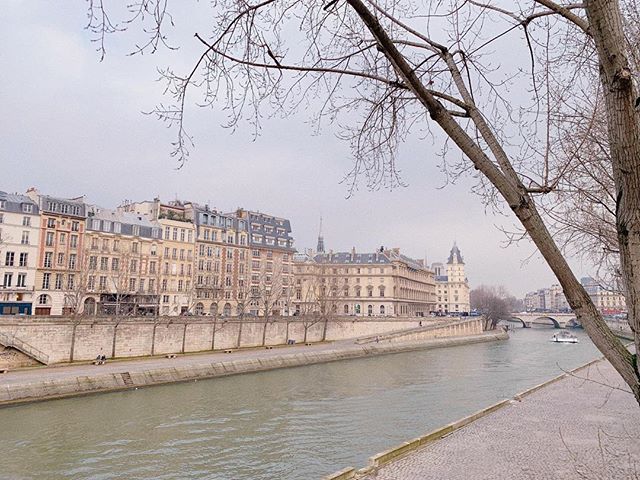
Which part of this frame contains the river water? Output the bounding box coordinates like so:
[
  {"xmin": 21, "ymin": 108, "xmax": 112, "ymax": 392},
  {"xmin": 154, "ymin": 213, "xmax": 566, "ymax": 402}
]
[{"xmin": 0, "ymin": 328, "xmax": 601, "ymax": 480}]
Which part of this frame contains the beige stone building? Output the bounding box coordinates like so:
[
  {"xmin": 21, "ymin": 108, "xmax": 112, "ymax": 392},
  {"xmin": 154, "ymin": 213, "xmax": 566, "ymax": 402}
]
[
  {"xmin": 293, "ymin": 247, "xmax": 436, "ymax": 317},
  {"xmin": 581, "ymin": 277, "xmax": 626, "ymax": 313},
  {"xmin": 83, "ymin": 207, "xmax": 163, "ymax": 315},
  {"xmin": 432, "ymin": 243, "xmax": 470, "ymax": 314},
  {"xmin": 236, "ymin": 209, "xmax": 295, "ymax": 316},
  {"xmin": 120, "ymin": 200, "xmax": 196, "ymax": 315}
]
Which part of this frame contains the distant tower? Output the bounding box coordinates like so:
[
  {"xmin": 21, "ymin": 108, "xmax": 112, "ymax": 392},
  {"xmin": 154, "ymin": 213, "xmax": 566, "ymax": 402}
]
[{"xmin": 316, "ymin": 216, "xmax": 325, "ymax": 253}]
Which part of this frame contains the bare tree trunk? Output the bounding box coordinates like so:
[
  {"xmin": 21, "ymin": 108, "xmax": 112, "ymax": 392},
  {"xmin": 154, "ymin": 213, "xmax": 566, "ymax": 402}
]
[
  {"xmin": 237, "ymin": 319, "xmax": 243, "ymax": 349},
  {"xmin": 151, "ymin": 321, "xmax": 158, "ymax": 355},
  {"xmin": 69, "ymin": 321, "xmax": 79, "ymax": 362},
  {"xmin": 181, "ymin": 322, "xmax": 188, "ymax": 353},
  {"xmin": 111, "ymin": 322, "xmax": 119, "ymax": 359},
  {"xmin": 585, "ymin": 0, "xmax": 640, "ymax": 398}
]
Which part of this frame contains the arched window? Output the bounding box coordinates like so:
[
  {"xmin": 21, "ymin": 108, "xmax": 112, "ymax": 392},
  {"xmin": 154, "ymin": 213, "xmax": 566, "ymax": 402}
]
[
  {"xmin": 83, "ymin": 297, "xmax": 96, "ymax": 315},
  {"xmin": 367, "ymin": 304, "xmax": 373, "ymax": 316},
  {"xmin": 223, "ymin": 303, "xmax": 232, "ymax": 316},
  {"xmin": 343, "ymin": 304, "xmax": 349, "ymax": 314},
  {"xmin": 380, "ymin": 305, "xmax": 385, "ymax": 315},
  {"xmin": 209, "ymin": 303, "xmax": 218, "ymax": 315},
  {"xmin": 355, "ymin": 304, "xmax": 361, "ymax": 314},
  {"xmin": 379, "ymin": 286, "xmax": 385, "ymax": 297},
  {"xmin": 194, "ymin": 302, "xmax": 204, "ymax": 315}
]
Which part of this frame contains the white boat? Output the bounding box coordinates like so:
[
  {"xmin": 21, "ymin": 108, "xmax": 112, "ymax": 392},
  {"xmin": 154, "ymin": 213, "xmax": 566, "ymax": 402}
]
[{"xmin": 550, "ymin": 331, "xmax": 579, "ymax": 344}]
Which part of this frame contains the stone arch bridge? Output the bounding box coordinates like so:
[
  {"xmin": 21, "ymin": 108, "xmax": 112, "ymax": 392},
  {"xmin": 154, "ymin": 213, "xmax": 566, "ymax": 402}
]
[{"xmin": 505, "ymin": 313, "xmax": 578, "ymax": 329}]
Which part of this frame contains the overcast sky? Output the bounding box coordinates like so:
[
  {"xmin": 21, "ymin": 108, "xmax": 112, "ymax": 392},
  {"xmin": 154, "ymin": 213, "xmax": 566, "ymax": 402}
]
[{"xmin": 0, "ymin": 2, "xmax": 593, "ymax": 297}]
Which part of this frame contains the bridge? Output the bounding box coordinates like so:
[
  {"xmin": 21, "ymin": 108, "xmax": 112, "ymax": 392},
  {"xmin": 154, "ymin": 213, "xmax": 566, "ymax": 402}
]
[{"xmin": 504, "ymin": 312, "xmax": 578, "ymax": 329}]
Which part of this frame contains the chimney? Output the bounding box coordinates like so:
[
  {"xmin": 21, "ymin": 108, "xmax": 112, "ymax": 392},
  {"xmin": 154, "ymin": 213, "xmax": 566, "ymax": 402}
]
[{"xmin": 351, "ymin": 246, "xmax": 356, "ymax": 261}]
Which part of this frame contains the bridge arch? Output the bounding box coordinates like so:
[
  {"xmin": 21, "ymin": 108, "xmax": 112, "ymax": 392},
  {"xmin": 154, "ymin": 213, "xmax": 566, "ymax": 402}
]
[
  {"xmin": 530, "ymin": 316, "xmax": 561, "ymax": 328},
  {"xmin": 506, "ymin": 317, "xmax": 528, "ymax": 328}
]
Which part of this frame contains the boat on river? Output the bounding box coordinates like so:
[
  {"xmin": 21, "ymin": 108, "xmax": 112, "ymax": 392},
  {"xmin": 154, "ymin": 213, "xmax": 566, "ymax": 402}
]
[{"xmin": 550, "ymin": 331, "xmax": 579, "ymax": 344}]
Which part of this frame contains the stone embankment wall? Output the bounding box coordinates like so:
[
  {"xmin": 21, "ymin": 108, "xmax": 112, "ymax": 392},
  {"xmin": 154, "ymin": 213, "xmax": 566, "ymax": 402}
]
[{"xmin": 0, "ymin": 316, "xmax": 483, "ymax": 367}]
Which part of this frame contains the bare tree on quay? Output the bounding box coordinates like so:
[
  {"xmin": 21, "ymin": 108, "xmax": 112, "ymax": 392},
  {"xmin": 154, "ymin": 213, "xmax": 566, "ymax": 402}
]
[{"xmin": 87, "ymin": 1, "xmax": 640, "ymax": 402}]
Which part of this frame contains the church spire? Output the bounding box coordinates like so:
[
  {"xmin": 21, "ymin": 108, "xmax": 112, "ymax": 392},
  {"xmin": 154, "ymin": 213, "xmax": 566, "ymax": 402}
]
[{"xmin": 316, "ymin": 216, "xmax": 325, "ymax": 253}]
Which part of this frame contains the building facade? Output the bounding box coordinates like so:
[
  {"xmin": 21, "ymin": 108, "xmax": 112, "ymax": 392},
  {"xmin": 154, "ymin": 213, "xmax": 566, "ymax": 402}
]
[
  {"xmin": 293, "ymin": 247, "xmax": 436, "ymax": 317},
  {"xmin": 238, "ymin": 209, "xmax": 296, "ymax": 316},
  {"xmin": 27, "ymin": 188, "xmax": 87, "ymax": 316},
  {"xmin": 432, "ymin": 244, "xmax": 470, "ymax": 314},
  {"xmin": 84, "ymin": 207, "xmax": 163, "ymax": 315},
  {"xmin": 0, "ymin": 192, "xmax": 40, "ymax": 314},
  {"xmin": 580, "ymin": 277, "xmax": 626, "ymax": 313},
  {"xmin": 121, "ymin": 199, "xmax": 196, "ymax": 315}
]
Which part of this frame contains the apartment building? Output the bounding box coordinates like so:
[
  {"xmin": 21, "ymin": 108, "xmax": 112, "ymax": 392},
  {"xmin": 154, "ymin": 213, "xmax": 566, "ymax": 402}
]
[
  {"xmin": 26, "ymin": 188, "xmax": 87, "ymax": 315},
  {"xmin": 84, "ymin": 207, "xmax": 162, "ymax": 315},
  {"xmin": 0, "ymin": 192, "xmax": 40, "ymax": 314}
]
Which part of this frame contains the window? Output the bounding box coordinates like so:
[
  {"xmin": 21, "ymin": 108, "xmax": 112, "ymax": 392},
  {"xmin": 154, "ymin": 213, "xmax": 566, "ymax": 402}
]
[
  {"xmin": 44, "ymin": 252, "xmax": 53, "ymax": 268},
  {"xmin": 99, "ymin": 276, "xmax": 107, "ymax": 290},
  {"xmin": 139, "ymin": 279, "xmax": 145, "ymax": 292},
  {"xmin": 70, "ymin": 235, "xmax": 78, "ymax": 248},
  {"xmin": 172, "ymin": 248, "xmax": 177, "ymax": 259},
  {"xmin": 68, "ymin": 254, "xmax": 77, "ymax": 269},
  {"xmin": 132, "ymin": 242, "xmax": 139, "ymax": 253},
  {"xmin": 130, "ymin": 259, "xmax": 138, "ymax": 272},
  {"xmin": 47, "ymin": 218, "xmax": 56, "ymax": 228},
  {"xmin": 89, "ymin": 256, "xmax": 97, "ymax": 269},
  {"xmin": 71, "ymin": 221, "xmax": 79, "ymax": 232},
  {"xmin": 225, "ymin": 277, "xmax": 232, "ymax": 287},
  {"xmin": 21, "ymin": 231, "xmax": 29, "ymax": 245},
  {"xmin": 180, "ymin": 229, "xmax": 185, "ymax": 242},
  {"xmin": 16, "ymin": 273, "xmax": 26, "ymax": 288},
  {"xmin": 21, "ymin": 216, "xmax": 31, "ymax": 227},
  {"xmin": 18, "ymin": 252, "xmax": 27, "ymax": 267},
  {"xmin": 57, "ymin": 252, "xmax": 64, "ymax": 266},
  {"xmin": 45, "ymin": 232, "xmax": 54, "ymax": 246},
  {"xmin": 178, "ymin": 280, "xmax": 184, "ymax": 292},
  {"xmin": 148, "ymin": 279, "xmax": 155, "ymax": 293},
  {"xmin": 38, "ymin": 294, "xmax": 49, "ymax": 305},
  {"xmin": 55, "ymin": 274, "xmax": 63, "ymax": 290},
  {"xmin": 344, "ymin": 304, "xmax": 349, "ymax": 314},
  {"xmin": 5, "ymin": 252, "xmax": 14, "ymax": 266},
  {"xmin": 100, "ymin": 257, "xmax": 108, "ymax": 270},
  {"xmin": 129, "ymin": 278, "xmax": 136, "ymax": 291},
  {"xmin": 88, "ymin": 276, "xmax": 95, "ymax": 290},
  {"xmin": 67, "ymin": 274, "xmax": 75, "ymax": 290},
  {"xmin": 149, "ymin": 261, "xmax": 156, "ymax": 274},
  {"xmin": 2, "ymin": 273, "xmax": 12, "ymax": 287},
  {"xmin": 164, "ymin": 226, "xmax": 170, "ymax": 239},
  {"xmin": 42, "ymin": 273, "xmax": 51, "ymax": 290},
  {"xmin": 102, "ymin": 239, "xmax": 109, "ymax": 251}
]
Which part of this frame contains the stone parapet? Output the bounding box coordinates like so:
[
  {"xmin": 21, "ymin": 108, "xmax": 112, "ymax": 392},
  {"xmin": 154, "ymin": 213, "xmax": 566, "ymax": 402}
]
[{"xmin": 0, "ymin": 330, "xmax": 506, "ymax": 406}]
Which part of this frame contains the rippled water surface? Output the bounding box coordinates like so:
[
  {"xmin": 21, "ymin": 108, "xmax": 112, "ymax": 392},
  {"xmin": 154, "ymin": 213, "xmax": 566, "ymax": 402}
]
[{"xmin": 0, "ymin": 328, "xmax": 601, "ymax": 479}]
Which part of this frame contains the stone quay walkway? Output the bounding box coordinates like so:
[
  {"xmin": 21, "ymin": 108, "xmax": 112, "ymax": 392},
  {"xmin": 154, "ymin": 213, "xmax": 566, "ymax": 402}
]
[
  {"xmin": 0, "ymin": 332, "xmax": 505, "ymax": 406},
  {"xmin": 360, "ymin": 359, "xmax": 640, "ymax": 480}
]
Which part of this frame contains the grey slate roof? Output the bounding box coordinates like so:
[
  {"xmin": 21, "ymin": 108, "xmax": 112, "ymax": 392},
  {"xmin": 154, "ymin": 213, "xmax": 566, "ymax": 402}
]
[
  {"xmin": 447, "ymin": 244, "xmax": 464, "ymax": 264},
  {"xmin": 0, "ymin": 191, "xmax": 39, "ymax": 214},
  {"xmin": 313, "ymin": 252, "xmax": 391, "ymax": 264},
  {"xmin": 435, "ymin": 275, "xmax": 449, "ymax": 282},
  {"xmin": 87, "ymin": 207, "xmax": 161, "ymax": 239}
]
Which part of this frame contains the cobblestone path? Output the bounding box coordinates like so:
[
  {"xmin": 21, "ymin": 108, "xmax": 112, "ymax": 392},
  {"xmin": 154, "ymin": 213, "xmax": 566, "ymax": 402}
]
[{"xmin": 363, "ymin": 360, "xmax": 640, "ymax": 480}]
